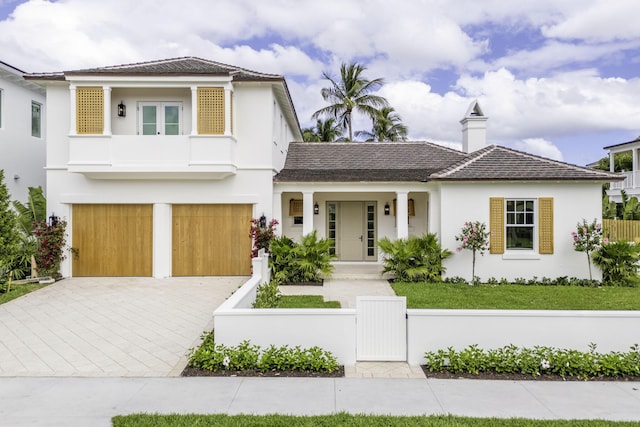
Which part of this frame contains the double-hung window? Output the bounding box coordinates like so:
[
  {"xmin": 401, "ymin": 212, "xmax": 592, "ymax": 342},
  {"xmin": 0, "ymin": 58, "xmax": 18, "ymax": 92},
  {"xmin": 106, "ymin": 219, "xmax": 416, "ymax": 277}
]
[
  {"xmin": 31, "ymin": 101, "xmax": 42, "ymax": 138},
  {"xmin": 506, "ymin": 199, "xmax": 535, "ymax": 250}
]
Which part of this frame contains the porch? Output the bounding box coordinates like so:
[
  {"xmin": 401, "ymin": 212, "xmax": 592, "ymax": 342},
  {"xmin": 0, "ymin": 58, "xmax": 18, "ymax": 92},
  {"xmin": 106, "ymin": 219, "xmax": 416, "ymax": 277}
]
[{"xmin": 604, "ymin": 137, "xmax": 640, "ymax": 202}]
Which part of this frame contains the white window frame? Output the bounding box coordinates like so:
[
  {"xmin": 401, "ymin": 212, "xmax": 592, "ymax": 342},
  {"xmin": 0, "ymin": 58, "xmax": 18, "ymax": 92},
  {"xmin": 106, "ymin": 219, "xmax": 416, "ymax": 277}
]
[
  {"xmin": 31, "ymin": 101, "xmax": 42, "ymax": 138},
  {"xmin": 505, "ymin": 198, "xmax": 536, "ymax": 252},
  {"xmin": 138, "ymin": 102, "xmax": 182, "ymax": 135}
]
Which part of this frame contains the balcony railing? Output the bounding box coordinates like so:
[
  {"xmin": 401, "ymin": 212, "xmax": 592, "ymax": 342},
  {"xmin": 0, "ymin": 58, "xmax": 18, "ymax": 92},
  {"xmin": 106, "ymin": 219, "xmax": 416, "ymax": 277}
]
[{"xmin": 68, "ymin": 134, "xmax": 237, "ymax": 179}]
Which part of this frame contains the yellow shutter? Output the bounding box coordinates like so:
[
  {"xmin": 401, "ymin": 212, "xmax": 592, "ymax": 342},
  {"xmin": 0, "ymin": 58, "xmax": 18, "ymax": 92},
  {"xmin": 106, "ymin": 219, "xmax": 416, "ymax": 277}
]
[
  {"xmin": 197, "ymin": 87, "xmax": 224, "ymax": 134},
  {"xmin": 538, "ymin": 197, "xmax": 554, "ymax": 254},
  {"xmin": 76, "ymin": 87, "xmax": 104, "ymax": 134},
  {"xmin": 392, "ymin": 198, "xmax": 415, "ymax": 216},
  {"xmin": 489, "ymin": 197, "xmax": 504, "ymax": 254},
  {"xmin": 289, "ymin": 199, "xmax": 303, "ymax": 216}
]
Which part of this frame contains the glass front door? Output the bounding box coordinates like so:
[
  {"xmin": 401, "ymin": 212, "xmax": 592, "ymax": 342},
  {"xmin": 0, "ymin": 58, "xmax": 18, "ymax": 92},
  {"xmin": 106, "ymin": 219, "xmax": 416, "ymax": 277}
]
[{"xmin": 138, "ymin": 102, "xmax": 182, "ymax": 135}]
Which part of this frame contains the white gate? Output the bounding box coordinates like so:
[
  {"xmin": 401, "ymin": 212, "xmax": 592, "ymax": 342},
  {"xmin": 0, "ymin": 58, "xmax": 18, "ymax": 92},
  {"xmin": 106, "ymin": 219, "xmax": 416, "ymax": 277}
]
[{"xmin": 356, "ymin": 296, "xmax": 407, "ymax": 361}]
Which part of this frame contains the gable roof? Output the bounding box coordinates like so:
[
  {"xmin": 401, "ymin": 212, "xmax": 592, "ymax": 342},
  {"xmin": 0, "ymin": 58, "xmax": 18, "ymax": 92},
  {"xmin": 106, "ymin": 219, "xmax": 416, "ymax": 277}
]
[
  {"xmin": 274, "ymin": 142, "xmax": 467, "ymax": 182},
  {"xmin": 275, "ymin": 142, "xmax": 623, "ymax": 183}
]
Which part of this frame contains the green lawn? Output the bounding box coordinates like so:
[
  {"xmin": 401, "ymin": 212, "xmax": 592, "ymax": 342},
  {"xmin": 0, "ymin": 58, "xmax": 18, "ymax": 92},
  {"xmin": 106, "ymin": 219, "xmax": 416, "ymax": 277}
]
[
  {"xmin": 392, "ymin": 282, "xmax": 640, "ymax": 310},
  {"xmin": 278, "ymin": 295, "xmax": 341, "ymax": 308},
  {"xmin": 0, "ymin": 282, "xmax": 50, "ymax": 305},
  {"xmin": 112, "ymin": 413, "xmax": 639, "ymax": 427}
]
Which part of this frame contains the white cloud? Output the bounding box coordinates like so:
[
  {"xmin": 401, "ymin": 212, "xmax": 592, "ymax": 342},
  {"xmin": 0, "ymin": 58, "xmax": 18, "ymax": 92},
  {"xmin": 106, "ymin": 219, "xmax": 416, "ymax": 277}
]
[{"xmin": 508, "ymin": 138, "xmax": 564, "ymax": 161}]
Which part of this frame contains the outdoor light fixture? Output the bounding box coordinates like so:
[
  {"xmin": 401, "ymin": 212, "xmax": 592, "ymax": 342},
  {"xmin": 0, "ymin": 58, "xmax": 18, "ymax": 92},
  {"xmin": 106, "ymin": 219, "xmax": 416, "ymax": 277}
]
[
  {"xmin": 117, "ymin": 101, "xmax": 126, "ymax": 117},
  {"xmin": 49, "ymin": 213, "xmax": 59, "ymax": 227},
  {"xmin": 258, "ymin": 214, "xmax": 267, "ymax": 228},
  {"xmin": 313, "ymin": 202, "xmax": 319, "ymax": 215},
  {"xmin": 384, "ymin": 202, "xmax": 390, "ymax": 215}
]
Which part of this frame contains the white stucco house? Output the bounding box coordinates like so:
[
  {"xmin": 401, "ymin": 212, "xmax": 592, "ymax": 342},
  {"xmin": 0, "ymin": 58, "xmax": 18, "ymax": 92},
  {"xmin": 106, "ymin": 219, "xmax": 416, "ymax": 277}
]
[
  {"xmin": 604, "ymin": 136, "xmax": 640, "ymax": 203},
  {"xmin": 0, "ymin": 60, "xmax": 46, "ymax": 203},
  {"xmin": 27, "ymin": 57, "xmax": 620, "ymax": 281}
]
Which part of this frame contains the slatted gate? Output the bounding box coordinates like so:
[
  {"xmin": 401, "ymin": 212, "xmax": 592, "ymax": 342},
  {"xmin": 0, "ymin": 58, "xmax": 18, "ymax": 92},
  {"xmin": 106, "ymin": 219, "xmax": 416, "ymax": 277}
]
[{"xmin": 356, "ymin": 296, "xmax": 407, "ymax": 361}]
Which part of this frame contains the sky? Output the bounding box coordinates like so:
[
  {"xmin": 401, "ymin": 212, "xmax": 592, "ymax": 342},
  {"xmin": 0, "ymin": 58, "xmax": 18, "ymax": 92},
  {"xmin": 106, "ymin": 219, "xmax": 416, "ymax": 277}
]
[{"xmin": 1, "ymin": 0, "xmax": 639, "ymax": 166}]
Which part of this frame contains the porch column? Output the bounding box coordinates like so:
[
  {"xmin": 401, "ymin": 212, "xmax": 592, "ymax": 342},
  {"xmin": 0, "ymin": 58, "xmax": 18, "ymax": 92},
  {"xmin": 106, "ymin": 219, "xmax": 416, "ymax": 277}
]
[
  {"xmin": 224, "ymin": 87, "xmax": 232, "ymax": 136},
  {"xmin": 303, "ymin": 191, "xmax": 314, "ymax": 236},
  {"xmin": 190, "ymin": 86, "xmax": 198, "ymax": 135},
  {"xmin": 273, "ymin": 190, "xmax": 283, "ymax": 237},
  {"xmin": 102, "ymin": 86, "xmax": 112, "ymax": 136},
  {"xmin": 633, "ymin": 149, "xmax": 638, "ymax": 187},
  {"xmin": 396, "ymin": 191, "xmax": 409, "ymax": 239},
  {"xmin": 69, "ymin": 86, "xmax": 77, "ymax": 135},
  {"xmin": 609, "ymin": 152, "xmax": 615, "ymax": 172}
]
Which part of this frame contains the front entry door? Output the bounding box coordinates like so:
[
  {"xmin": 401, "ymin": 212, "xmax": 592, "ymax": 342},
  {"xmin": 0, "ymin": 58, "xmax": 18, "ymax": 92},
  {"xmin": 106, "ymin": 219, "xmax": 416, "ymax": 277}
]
[{"xmin": 335, "ymin": 201, "xmax": 376, "ymax": 261}]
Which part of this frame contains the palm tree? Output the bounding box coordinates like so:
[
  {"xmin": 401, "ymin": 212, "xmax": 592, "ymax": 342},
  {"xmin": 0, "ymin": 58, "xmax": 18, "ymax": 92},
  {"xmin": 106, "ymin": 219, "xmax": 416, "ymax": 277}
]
[
  {"xmin": 356, "ymin": 107, "xmax": 408, "ymax": 142},
  {"xmin": 312, "ymin": 63, "xmax": 389, "ymax": 141},
  {"xmin": 302, "ymin": 118, "xmax": 344, "ymax": 142}
]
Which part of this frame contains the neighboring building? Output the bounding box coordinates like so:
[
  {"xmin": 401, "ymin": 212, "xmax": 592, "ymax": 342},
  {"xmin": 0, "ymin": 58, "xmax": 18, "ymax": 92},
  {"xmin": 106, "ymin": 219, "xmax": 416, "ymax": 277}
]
[
  {"xmin": 0, "ymin": 60, "xmax": 46, "ymax": 203},
  {"xmin": 27, "ymin": 57, "xmax": 301, "ymax": 278},
  {"xmin": 604, "ymin": 137, "xmax": 640, "ymax": 203},
  {"xmin": 28, "ymin": 58, "xmax": 620, "ymax": 281}
]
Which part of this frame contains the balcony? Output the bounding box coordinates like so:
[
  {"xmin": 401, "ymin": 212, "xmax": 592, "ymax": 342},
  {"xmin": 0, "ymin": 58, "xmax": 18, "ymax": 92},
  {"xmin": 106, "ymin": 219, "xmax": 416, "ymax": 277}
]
[{"xmin": 68, "ymin": 135, "xmax": 237, "ymax": 179}]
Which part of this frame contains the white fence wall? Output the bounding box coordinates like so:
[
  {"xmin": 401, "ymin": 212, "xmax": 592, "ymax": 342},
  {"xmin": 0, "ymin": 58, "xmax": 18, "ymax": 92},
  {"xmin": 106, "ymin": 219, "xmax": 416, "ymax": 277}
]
[{"xmin": 214, "ymin": 255, "xmax": 640, "ymax": 366}]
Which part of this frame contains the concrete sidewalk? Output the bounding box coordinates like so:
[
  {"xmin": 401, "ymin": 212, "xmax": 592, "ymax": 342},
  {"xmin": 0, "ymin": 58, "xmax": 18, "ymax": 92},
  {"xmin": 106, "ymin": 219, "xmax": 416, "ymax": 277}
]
[{"xmin": 1, "ymin": 377, "xmax": 638, "ymax": 426}]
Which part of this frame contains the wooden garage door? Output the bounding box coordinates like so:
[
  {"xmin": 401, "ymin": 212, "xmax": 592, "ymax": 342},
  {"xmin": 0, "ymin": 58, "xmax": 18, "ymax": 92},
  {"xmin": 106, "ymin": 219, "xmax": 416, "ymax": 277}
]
[
  {"xmin": 72, "ymin": 204, "xmax": 153, "ymax": 277},
  {"xmin": 172, "ymin": 204, "xmax": 252, "ymax": 276}
]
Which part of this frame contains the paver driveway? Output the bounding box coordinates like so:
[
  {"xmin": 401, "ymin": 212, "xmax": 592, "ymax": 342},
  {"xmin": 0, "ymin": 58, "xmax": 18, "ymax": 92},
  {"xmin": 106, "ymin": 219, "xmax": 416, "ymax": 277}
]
[{"xmin": 0, "ymin": 277, "xmax": 246, "ymax": 377}]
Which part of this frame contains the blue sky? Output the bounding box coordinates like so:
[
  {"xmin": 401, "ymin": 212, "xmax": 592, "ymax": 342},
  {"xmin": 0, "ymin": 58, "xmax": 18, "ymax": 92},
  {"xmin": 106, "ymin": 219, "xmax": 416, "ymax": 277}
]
[{"xmin": 1, "ymin": 0, "xmax": 639, "ymax": 166}]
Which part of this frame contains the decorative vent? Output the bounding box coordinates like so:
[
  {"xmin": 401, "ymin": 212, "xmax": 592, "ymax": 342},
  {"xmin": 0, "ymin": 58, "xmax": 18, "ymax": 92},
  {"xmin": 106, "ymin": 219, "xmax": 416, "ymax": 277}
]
[
  {"xmin": 538, "ymin": 197, "xmax": 554, "ymax": 254},
  {"xmin": 489, "ymin": 197, "xmax": 505, "ymax": 254},
  {"xmin": 197, "ymin": 87, "xmax": 224, "ymax": 135},
  {"xmin": 289, "ymin": 199, "xmax": 303, "ymax": 216},
  {"xmin": 392, "ymin": 198, "xmax": 416, "ymax": 216},
  {"xmin": 76, "ymin": 87, "xmax": 104, "ymax": 134}
]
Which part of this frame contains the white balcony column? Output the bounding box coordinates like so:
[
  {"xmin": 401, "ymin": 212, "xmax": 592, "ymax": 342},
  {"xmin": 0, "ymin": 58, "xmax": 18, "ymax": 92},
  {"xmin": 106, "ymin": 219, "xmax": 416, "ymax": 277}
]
[
  {"xmin": 633, "ymin": 148, "xmax": 638, "ymax": 188},
  {"xmin": 69, "ymin": 86, "xmax": 77, "ymax": 135},
  {"xmin": 102, "ymin": 86, "xmax": 112, "ymax": 136},
  {"xmin": 190, "ymin": 86, "xmax": 198, "ymax": 135},
  {"xmin": 302, "ymin": 191, "xmax": 314, "ymax": 236},
  {"xmin": 273, "ymin": 191, "xmax": 283, "ymax": 237},
  {"xmin": 609, "ymin": 152, "xmax": 615, "ymax": 172},
  {"xmin": 224, "ymin": 87, "xmax": 232, "ymax": 136},
  {"xmin": 396, "ymin": 191, "xmax": 409, "ymax": 239}
]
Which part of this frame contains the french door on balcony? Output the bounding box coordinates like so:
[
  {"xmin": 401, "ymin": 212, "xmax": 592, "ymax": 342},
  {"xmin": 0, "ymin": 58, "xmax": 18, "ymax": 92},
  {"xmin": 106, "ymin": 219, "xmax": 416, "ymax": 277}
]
[{"xmin": 138, "ymin": 102, "xmax": 182, "ymax": 135}]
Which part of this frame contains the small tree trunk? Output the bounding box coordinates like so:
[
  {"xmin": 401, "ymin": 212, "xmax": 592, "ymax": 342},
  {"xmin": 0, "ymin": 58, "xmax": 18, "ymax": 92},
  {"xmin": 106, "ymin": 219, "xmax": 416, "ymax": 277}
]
[
  {"xmin": 586, "ymin": 250, "xmax": 592, "ymax": 281},
  {"xmin": 471, "ymin": 249, "xmax": 476, "ymax": 284}
]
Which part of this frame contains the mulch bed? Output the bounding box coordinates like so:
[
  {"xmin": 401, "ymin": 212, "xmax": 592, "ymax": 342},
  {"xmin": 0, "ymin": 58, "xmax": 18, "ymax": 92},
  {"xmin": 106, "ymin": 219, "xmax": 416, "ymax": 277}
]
[
  {"xmin": 182, "ymin": 365, "xmax": 344, "ymax": 378},
  {"xmin": 421, "ymin": 366, "xmax": 640, "ymax": 382}
]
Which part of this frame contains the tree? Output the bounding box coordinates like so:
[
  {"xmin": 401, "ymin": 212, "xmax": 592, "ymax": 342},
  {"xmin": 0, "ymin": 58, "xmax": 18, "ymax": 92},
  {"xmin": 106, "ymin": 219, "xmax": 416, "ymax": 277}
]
[
  {"xmin": 594, "ymin": 153, "xmax": 632, "ymax": 172},
  {"xmin": 312, "ymin": 62, "xmax": 389, "ymax": 141},
  {"xmin": 356, "ymin": 106, "xmax": 408, "ymax": 142},
  {"xmin": 455, "ymin": 221, "xmax": 490, "ymax": 284},
  {"xmin": 302, "ymin": 118, "xmax": 344, "ymax": 142},
  {"xmin": 13, "ymin": 186, "xmax": 46, "ymax": 235},
  {"xmin": 0, "ymin": 170, "xmax": 20, "ymax": 281},
  {"xmin": 571, "ymin": 219, "xmax": 603, "ymax": 281}
]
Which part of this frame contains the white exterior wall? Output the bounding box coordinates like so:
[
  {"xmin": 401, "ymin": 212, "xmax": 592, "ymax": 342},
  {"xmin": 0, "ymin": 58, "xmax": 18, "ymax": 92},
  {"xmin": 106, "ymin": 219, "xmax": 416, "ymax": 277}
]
[
  {"xmin": 439, "ymin": 181, "xmax": 603, "ymax": 281},
  {"xmin": 44, "ymin": 80, "xmax": 295, "ymax": 277},
  {"xmin": 0, "ymin": 71, "xmax": 46, "ymax": 203}
]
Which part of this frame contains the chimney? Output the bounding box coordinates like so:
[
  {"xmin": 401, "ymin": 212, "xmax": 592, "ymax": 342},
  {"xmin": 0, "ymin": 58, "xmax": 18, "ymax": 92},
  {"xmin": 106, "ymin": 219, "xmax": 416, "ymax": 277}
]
[{"xmin": 460, "ymin": 99, "xmax": 488, "ymax": 153}]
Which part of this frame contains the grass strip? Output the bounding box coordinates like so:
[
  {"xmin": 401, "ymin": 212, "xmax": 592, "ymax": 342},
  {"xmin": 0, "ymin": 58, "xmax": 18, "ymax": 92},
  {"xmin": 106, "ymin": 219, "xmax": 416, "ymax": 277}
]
[
  {"xmin": 0, "ymin": 282, "xmax": 50, "ymax": 305},
  {"xmin": 278, "ymin": 295, "xmax": 341, "ymax": 308}
]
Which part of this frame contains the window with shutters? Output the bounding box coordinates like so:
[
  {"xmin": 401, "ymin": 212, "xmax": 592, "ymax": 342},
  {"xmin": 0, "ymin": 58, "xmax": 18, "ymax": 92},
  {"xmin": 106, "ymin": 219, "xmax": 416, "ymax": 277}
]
[
  {"xmin": 76, "ymin": 87, "xmax": 104, "ymax": 134},
  {"xmin": 197, "ymin": 87, "xmax": 224, "ymax": 135},
  {"xmin": 490, "ymin": 197, "xmax": 554, "ymax": 255},
  {"xmin": 289, "ymin": 199, "xmax": 303, "ymax": 225},
  {"xmin": 506, "ymin": 199, "xmax": 535, "ymax": 250}
]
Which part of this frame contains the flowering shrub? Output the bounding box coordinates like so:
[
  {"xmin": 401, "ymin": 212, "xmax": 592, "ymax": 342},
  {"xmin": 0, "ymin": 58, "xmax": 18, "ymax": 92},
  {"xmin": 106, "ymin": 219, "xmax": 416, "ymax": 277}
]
[
  {"xmin": 571, "ymin": 219, "xmax": 604, "ymax": 280},
  {"xmin": 249, "ymin": 216, "xmax": 279, "ymax": 258},
  {"xmin": 33, "ymin": 219, "xmax": 67, "ymax": 278},
  {"xmin": 455, "ymin": 221, "xmax": 490, "ymax": 284}
]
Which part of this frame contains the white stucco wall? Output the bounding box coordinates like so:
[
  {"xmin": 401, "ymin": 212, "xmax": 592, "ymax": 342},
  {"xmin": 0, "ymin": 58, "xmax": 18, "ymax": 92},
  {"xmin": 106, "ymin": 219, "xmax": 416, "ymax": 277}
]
[
  {"xmin": 438, "ymin": 181, "xmax": 604, "ymax": 281},
  {"xmin": 0, "ymin": 72, "xmax": 46, "ymax": 203}
]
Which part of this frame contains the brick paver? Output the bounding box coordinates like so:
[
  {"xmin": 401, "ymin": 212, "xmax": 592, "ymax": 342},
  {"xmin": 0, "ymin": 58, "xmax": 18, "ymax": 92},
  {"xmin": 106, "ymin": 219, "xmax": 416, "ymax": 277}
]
[{"xmin": 0, "ymin": 277, "xmax": 246, "ymax": 377}]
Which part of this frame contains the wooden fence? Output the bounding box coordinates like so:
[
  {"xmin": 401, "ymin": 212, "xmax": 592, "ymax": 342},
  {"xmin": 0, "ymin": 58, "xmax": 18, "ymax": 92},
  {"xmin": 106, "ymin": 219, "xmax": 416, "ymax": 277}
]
[{"xmin": 602, "ymin": 219, "xmax": 640, "ymax": 242}]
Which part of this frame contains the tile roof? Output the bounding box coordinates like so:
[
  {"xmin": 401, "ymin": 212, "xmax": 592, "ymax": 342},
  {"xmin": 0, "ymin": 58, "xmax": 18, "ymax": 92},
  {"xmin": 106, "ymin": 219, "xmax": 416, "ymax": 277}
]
[
  {"xmin": 25, "ymin": 57, "xmax": 283, "ymax": 82},
  {"xmin": 603, "ymin": 136, "xmax": 640, "ymax": 150},
  {"xmin": 274, "ymin": 142, "xmax": 467, "ymax": 182},
  {"xmin": 275, "ymin": 142, "xmax": 623, "ymax": 183}
]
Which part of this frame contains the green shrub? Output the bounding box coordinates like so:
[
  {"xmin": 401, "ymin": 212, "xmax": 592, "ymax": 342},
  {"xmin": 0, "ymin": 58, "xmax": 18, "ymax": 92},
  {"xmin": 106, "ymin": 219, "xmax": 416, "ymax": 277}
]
[
  {"xmin": 425, "ymin": 343, "xmax": 640, "ymax": 380},
  {"xmin": 379, "ymin": 233, "xmax": 451, "ymax": 282},
  {"xmin": 593, "ymin": 241, "xmax": 640, "ymax": 286},
  {"xmin": 269, "ymin": 231, "xmax": 335, "ymax": 283},
  {"xmin": 252, "ymin": 278, "xmax": 282, "ymax": 308},
  {"xmin": 188, "ymin": 335, "xmax": 339, "ymax": 373}
]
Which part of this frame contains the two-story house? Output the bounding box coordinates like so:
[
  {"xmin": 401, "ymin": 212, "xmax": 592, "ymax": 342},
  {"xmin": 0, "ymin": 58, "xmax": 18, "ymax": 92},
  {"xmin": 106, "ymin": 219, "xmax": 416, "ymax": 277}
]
[
  {"xmin": 27, "ymin": 57, "xmax": 301, "ymax": 278},
  {"xmin": 28, "ymin": 57, "xmax": 620, "ymax": 281},
  {"xmin": 0, "ymin": 60, "xmax": 46, "ymax": 203}
]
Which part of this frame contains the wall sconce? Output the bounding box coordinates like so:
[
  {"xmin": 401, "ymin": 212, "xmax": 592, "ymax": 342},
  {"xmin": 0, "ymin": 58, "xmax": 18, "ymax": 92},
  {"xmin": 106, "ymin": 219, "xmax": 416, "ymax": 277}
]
[
  {"xmin": 384, "ymin": 202, "xmax": 390, "ymax": 215},
  {"xmin": 49, "ymin": 213, "xmax": 59, "ymax": 227},
  {"xmin": 258, "ymin": 214, "xmax": 267, "ymax": 228},
  {"xmin": 117, "ymin": 101, "xmax": 126, "ymax": 117},
  {"xmin": 313, "ymin": 202, "xmax": 319, "ymax": 215}
]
